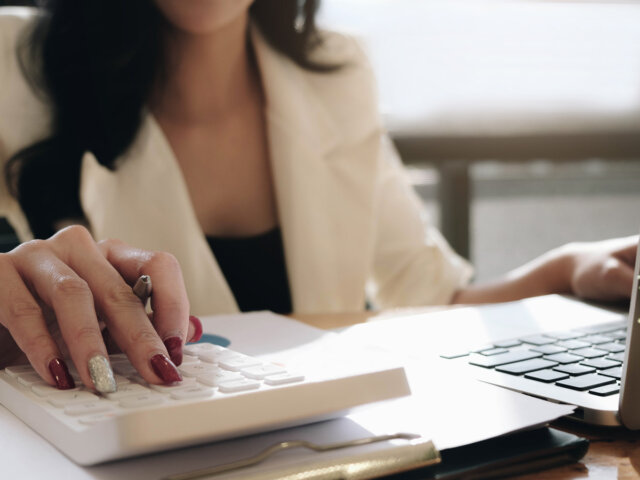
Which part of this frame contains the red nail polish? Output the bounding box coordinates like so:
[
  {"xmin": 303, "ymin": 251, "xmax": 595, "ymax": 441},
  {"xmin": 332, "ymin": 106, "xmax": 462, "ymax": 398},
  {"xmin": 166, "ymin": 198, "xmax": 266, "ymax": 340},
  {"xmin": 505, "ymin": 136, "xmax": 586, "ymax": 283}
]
[
  {"xmin": 164, "ymin": 336, "xmax": 183, "ymax": 366},
  {"xmin": 150, "ymin": 354, "xmax": 182, "ymax": 384},
  {"xmin": 189, "ymin": 315, "xmax": 203, "ymax": 343},
  {"xmin": 48, "ymin": 358, "xmax": 75, "ymax": 390}
]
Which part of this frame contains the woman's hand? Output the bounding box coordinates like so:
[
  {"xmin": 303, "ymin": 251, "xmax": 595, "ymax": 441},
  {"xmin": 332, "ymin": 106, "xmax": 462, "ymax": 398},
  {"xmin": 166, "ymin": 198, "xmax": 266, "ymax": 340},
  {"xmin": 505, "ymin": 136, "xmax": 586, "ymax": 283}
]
[
  {"xmin": 453, "ymin": 235, "xmax": 638, "ymax": 305},
  {"xmin": 567, "ymin": 235, "xmax": 638, "ymax": 302},
  {"xmin": 0, "ymin": 225, "xmax": 200, "ymax": 392}
]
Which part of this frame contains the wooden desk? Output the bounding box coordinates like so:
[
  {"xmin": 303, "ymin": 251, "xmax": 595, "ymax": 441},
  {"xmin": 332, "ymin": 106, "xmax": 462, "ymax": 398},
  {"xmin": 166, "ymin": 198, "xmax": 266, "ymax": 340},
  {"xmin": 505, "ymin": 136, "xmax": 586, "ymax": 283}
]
[{"xmin": 293, "ymin": 308, "xmax": 640, "ymax": 479}]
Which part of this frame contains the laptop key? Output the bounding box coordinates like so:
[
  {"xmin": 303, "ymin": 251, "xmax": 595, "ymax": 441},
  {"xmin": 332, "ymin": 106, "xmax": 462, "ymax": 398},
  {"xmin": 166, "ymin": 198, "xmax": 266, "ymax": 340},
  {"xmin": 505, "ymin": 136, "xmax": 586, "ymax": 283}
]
[
  {"xmin": 580, "ymin": 334, "xmax": 612, "ymax": 345},
  {"xmin": 542, "ymin": 353, "xmax": 582, "ymax": 365},
  {"xmin": 493, "ymin": 339, "xmax": 522, "ymax": 349},
  {"xmin": 439, "ymin": 351, "xmax": 469, "ymax": 359},
  {"xmin": 606, "ymin": 352, "xmax": 625, "ymax": 363},
  {"xmin": 603, "ymin": 330, "xmax": 627, "ymax": 342},
  {"xmin": 569, "ymin": 347, "xmax": 608, "ymax": 359},
  {"xmin": 589, "ymin": 383, "xmax": 620, "ymax": 397},
  {"xmin": 557, "ymin": 339, "xmax": 591, "ymax": 350},
  {"xmin": 471, "ymin": 345, "xmax": 495, "ymax": 353},
  {"xmin": 525, "ymin": 369, "xmax": 569, "ymax": 383},
  {"xmin": 479, "ymin": 348, "xmax": 509, "ymax": 356},
  {"xmin": 597, "ymin": 342, "xmax": 625, "ymax": 354},
  {"xmin": 495, "ymin": 358, "xmax": 557, "ymax": 375},
  {"xmin": 556, "ymin": 374, "xmax": 615, "ymax": 391},
  {"xmin": 544, "ymin": 331, "xmax": 584, "ymax": 341},
  {"xmin": 518, "ymin": 335, "xmax": 556, "ymax": 346},
  {"xmin": 554, "ymin": 364, "xmax": 595, "ymax": 376},
  {"xmin": 469, "ymin": 350, "xmax": 541, "ymax": 368},
  {"xmin": 599, "ymin": 366, "xmax": 623, "ymax": 380},
  {"xmin": 580, "ymin": 358, "xmax": 620, "ymax": 370},
  {"xmin": 529, "ymin": 344, "xmax": 567, "ymax": 355}
]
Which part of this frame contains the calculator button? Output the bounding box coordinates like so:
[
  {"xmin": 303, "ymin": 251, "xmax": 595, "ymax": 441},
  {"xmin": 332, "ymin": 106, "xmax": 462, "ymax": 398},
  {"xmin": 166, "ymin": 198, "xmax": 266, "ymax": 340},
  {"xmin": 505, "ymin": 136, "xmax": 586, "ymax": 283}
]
[
  {"xmin": 169, "ymin": 386, "xmax": 214, "ymax": 400},
  {"xmin": 556, "ymin": 374, "xmax": 615, "ymax": 391},
  {"xmin": 113, "ymin": 375, "xmax": 131, "ymax": 386},
  {"xmin": 5, "ymin": 365, "xmax": 36, "ymax": 377},
  {"xmin": 218, "ymin": 379, "xmax": 261, "ymax": 393},
  {"xmin": 112, "ymin": 364, "xmax": 137, "ymax": 377},
  {"xmin": 79, "ymin": 412, "xmax": 119, "ymax": 425},
  {"xmin": 184, "ymin": 344, "xmax": 225, "ymax": 356},
  {"xmin": 104, "ymin": 383, "xmax": 149, "ymax": 400},
  {"xmin": 17, "ymin": 373, "xmax": 46, "ymax": 387},
  {"xmin": 148, "ymin": 378, "xmax": 197, "ymax": 393},
  {"xmin": 219, "ymin": 356, "xmax": 262, "ymax": 372},
  {"xmin": 264, "ymin": 373, "xmax": 306, "ymax": 386},
  {"xmin": 197, "ymin": 371, "xmax": 243, "ymax": 387},
  {"xmin": 119, "ymin": 394, "xmax": 164, "ymax": 408},
  {"xmin": 241, "ymin": 364, "xmax": 287, "ymax": 379},
  {"xmin": 65, "ymin": 402, "xmax": 113, "ymax": 416},
  {"xmin": 179, "ymin": 363, "xmax": 218, "ymax": 377},
  {"xmin": 180, "ymin": 355, "xmax": 200, "ymax": 365},
  {"xmin": 32, "ymin": 384, "xmax": 81, "ymax": 397},
  {"xmin": 48, "ymin": 391, "xmax": 99, "ymax": 408}
]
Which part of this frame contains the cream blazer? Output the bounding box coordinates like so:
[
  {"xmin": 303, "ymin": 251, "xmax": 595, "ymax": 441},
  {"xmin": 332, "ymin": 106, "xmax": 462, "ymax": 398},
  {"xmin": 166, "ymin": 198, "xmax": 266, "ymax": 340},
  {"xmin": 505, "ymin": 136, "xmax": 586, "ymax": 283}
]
[{"xmin": 0, "ymin": 7, "xmax": 472, "ymax": 315}]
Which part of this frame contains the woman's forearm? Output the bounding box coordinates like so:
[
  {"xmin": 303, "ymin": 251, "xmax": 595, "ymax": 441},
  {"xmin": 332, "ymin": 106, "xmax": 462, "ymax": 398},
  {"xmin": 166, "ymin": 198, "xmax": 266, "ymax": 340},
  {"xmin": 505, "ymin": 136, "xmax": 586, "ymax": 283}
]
[{"xmin": 451, "ymin": 246, "xmax": 574, "ymax": 305}]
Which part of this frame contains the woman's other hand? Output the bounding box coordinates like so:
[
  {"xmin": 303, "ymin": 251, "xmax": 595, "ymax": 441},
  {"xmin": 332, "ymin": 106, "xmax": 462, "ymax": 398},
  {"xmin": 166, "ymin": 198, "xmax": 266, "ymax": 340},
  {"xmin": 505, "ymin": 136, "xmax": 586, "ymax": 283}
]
[
  {"xmin": 567, "ymin": 235, "xmax": 638, "ymax": 302},
  {"xmin": 0, "ymin": 225, "xmax": 199, "ymax": 391}
]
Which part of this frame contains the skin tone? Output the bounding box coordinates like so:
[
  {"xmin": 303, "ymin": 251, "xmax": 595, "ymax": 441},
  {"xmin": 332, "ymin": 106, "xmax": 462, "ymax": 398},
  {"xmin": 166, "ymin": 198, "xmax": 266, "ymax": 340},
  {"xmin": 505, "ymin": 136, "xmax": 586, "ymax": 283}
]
[{"xmin": 0, "ymin": 0, "xmax": 637, "ymax": 388}]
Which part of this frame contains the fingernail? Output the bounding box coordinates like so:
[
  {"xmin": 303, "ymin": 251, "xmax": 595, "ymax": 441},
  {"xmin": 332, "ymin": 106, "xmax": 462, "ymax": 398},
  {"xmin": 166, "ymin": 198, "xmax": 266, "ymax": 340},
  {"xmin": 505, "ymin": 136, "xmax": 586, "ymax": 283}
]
[
  {"xmin": 164, "ymin": 336, "xmax": 183, "ymax": 366},
  {"xmin": 88, "ymin": 354, "xmax": 117, "ymax": 393},
  {"xmin": 48, "ymin": 358, "xmax": 75, "ymax": 390},
  {"xmin": 150, "ymin": 354, "xmax": 182, "ymax": 384},
  {"xmin": 188, "ymin": 315, "xmax": 203, "ymax": 343}
]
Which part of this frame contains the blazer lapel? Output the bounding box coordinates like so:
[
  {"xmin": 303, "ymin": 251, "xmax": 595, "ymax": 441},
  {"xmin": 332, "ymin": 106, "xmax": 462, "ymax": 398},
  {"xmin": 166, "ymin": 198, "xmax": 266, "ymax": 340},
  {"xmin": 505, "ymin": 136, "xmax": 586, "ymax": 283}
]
[{"xmin": 253, "ymin": 29, "xmax": 377, "ymax": 313}]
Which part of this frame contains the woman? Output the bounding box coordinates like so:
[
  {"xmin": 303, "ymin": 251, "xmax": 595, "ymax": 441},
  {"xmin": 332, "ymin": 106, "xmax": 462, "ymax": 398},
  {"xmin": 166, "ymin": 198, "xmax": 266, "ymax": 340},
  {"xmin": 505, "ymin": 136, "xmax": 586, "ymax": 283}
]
[{"xmin": 0, "ymin": 1, "xmax": 636, "ymax": 393}]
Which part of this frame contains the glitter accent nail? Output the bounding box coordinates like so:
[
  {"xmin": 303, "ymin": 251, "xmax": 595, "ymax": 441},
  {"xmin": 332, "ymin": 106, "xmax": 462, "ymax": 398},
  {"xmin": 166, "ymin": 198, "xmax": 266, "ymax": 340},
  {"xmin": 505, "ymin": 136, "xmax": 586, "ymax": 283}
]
[{"xmin": 88, "ymin": 354, "xmax": 117, "ymax": 393}]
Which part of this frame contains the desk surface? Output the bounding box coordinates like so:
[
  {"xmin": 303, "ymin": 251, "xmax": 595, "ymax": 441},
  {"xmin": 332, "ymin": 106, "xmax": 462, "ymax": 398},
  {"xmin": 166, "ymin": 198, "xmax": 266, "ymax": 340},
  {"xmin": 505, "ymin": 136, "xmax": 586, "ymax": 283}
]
[{"xmin": 293, "ymin": 308, "xmax": 640, "ymax": 479}]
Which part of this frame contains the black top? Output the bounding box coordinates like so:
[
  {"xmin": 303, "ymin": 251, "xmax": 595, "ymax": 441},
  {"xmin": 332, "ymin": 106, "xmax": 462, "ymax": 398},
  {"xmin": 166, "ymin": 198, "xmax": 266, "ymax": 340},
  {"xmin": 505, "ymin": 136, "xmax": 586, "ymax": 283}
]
[{"xmin": 206, "ymin": 227, "xmax": 293, "ymax": 314}]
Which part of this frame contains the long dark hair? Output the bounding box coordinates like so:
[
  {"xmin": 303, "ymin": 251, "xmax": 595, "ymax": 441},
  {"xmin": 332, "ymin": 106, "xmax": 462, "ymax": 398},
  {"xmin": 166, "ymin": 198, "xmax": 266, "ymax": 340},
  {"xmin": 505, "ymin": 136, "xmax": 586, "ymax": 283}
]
[{"xmin": 3, "ymin": 0, "xmax": 327, "ymax": 238}]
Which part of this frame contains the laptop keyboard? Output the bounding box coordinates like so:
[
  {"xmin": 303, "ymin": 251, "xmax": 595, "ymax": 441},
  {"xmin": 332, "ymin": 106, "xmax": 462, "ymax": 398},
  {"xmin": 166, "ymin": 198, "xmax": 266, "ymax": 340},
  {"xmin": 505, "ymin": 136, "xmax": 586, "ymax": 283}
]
[{"xmin": 441, "ymin": 320, "xmax": 627, "ymax": 397}]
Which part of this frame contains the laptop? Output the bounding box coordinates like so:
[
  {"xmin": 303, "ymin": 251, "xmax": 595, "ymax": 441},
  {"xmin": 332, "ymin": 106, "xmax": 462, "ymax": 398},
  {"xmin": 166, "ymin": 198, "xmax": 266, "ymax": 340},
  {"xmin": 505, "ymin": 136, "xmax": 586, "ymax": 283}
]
[{"xmin": 442, "ymin": 239, "xmax": 640, "ymax": 428}]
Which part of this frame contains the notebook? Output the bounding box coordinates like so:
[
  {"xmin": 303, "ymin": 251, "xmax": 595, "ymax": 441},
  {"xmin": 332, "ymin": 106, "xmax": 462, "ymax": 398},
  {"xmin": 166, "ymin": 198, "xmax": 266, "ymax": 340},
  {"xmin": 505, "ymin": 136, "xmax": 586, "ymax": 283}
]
[{"xmin": 442, "ymin": 238, "xmax": 640, "ymax": 428}]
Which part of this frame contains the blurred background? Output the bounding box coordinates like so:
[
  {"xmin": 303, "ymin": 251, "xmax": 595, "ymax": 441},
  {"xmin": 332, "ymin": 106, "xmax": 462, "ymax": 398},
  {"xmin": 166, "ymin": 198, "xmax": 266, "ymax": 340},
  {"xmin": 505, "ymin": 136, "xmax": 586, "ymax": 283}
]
[
  {"xmin": 1, "ymin": 0, "xmax": 640, "ymax": 284},
  {"xmin": 318, "ymin": 0, "xmax": 640, "ymax": 281}
]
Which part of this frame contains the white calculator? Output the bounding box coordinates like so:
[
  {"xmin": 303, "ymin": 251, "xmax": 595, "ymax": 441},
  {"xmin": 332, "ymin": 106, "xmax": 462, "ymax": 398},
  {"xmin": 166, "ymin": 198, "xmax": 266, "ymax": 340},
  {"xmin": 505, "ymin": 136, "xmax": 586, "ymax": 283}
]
[{"xmin": 0, "ymin": 342, "xmax": 410, "ymax": 465}]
